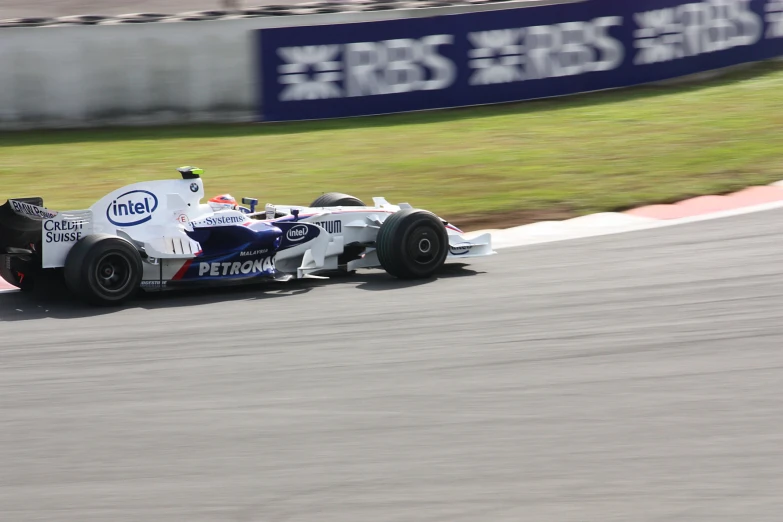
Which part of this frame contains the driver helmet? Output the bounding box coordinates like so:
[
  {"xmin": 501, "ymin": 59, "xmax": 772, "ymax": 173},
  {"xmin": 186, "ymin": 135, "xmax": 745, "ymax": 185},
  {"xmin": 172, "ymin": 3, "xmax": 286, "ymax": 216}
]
[{"xmin": 208, "ymin": 194, "xmax": 238, "ymax": 212}]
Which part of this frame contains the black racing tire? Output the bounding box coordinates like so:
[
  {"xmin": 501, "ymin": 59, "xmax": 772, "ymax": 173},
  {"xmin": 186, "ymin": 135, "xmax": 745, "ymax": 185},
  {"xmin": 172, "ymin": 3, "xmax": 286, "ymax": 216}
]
[
  {"xmin": 64, "ymin": 234, "xmax": 143, "ymax": 306},
  {"xmin": 310, "ymin": 192, "xmax": 366, "ymax": 207},
  {"xmin": 376, "ymin": 209, "xmax": 449, "ymax": 279}
]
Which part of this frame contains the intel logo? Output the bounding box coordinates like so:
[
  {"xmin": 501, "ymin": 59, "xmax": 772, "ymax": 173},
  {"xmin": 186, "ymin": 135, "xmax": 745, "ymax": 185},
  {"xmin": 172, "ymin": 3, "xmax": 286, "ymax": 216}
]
[
  {"xmin": 449, "ymin": 243, "xmax": 471, "ymax": 255},
  {"xmin": 107, "ymin": 190, "xmax": 159, "ymax": 227},
  {"xmin": 286, "ymin": 224, "xmax": 309, "ymax": 242}
]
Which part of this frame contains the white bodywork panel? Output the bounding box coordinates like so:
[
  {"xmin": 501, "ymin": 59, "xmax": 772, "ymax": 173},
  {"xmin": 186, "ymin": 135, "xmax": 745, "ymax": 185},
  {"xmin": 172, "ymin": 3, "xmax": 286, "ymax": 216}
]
[
  {"xmin": 40, "ymin": 177, "xmax": 216, "ymax": 268},
  {"xmin": 41, "ymin": 210, "xmax": 94, "ymax": 269}
]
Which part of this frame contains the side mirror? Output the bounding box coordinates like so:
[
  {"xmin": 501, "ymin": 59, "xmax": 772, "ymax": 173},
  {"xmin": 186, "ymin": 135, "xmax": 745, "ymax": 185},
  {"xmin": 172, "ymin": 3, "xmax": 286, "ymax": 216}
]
[{"xmin": 242, "ymin": 198, "xmax": 258, "ymax": 213}]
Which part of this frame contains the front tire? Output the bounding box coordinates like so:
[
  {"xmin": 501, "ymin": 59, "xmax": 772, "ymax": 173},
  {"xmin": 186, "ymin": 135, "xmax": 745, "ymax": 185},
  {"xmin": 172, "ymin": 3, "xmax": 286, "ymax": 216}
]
[
  {"xmin": 310, "ymin": 192, "xmax": 365, "ymax": 207},
  {"xmin": 376, "ymin": 209, "xmax": 449, "ymax": 279},
  {"xmin": 64, "ymin": 234, "xmax": 143, "ymax": 306}
]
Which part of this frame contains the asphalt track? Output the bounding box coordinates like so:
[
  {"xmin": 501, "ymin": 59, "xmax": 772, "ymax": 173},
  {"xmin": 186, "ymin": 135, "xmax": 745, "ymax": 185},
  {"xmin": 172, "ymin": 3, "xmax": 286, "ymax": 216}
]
[{"xmin": 0, "ymin": 208, "xmax": 781, "ymax": 522}]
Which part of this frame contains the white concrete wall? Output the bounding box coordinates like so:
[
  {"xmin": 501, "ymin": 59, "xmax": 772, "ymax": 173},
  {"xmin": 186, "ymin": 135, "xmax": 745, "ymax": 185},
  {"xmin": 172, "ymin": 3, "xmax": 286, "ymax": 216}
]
[{"xmin": 0, "ymin": 21, "xmax": 254, "ymax": 129}]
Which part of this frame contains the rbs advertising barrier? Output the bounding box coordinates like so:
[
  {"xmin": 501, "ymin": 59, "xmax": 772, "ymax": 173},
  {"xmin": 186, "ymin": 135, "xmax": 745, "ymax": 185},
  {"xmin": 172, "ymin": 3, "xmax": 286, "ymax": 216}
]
[{"xmin": 257, "ymin": 0, "xmax": 783, "ymax": 121}]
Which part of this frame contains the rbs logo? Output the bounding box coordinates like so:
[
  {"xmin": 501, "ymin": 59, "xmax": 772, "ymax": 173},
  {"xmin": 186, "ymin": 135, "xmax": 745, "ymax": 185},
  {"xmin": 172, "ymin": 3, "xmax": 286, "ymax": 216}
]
[
  {"xmin": 633, "ymin": 0, "xmax": 764, "ymax": 65},
  {"xmin": 106, "ymin": 190, "xmax": 159, "ymax": 227},
  {"xmin": 467, "ymin": 17, "xmax": 625, "ymax": 86},
  {"xmin": 277, "ymin": 35, "xmax": 456, "ymax": 101}
]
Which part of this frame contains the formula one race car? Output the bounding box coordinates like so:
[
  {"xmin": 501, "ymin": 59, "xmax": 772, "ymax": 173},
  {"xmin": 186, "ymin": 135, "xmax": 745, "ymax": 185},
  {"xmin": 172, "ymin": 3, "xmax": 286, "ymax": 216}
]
[{"xmin": 0, "ymin": 167, "xmax": 494, "ymax": 306}]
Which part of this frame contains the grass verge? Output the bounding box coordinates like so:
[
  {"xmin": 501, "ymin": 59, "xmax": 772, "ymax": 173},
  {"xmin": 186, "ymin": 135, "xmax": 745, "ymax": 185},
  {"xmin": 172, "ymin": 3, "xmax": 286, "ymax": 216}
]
[{"xmin": 1, "ymin": 61, "xmax": 782, "ymax": 230}]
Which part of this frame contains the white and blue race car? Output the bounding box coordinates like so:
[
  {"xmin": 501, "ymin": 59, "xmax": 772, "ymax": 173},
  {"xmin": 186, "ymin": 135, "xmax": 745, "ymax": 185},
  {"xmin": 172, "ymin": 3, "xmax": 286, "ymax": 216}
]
[{"xmin": 0, "ymin": 167, "xmax": 495, "ymax": 306}]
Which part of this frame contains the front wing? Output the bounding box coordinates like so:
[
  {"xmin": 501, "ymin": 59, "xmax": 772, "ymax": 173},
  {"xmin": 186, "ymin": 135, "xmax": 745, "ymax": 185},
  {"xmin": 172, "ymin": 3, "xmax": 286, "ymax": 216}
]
[{"xmin": 446, "ymin": 232, "xmax": 495, "ymax": 259}]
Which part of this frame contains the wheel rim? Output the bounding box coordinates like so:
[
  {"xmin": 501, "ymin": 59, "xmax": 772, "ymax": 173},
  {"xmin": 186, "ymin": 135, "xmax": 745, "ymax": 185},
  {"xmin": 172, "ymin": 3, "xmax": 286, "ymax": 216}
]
[
  {"xmin": 94, "ymin": 252, "xmax": 133, "ymax": 294},
  {"xmin": 406, "ymin": 225, "xmax": 441, "ymax": 266}
]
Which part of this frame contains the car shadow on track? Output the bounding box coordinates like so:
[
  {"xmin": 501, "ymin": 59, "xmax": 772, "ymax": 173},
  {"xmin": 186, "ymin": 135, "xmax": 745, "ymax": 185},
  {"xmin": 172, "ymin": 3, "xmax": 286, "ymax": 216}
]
[
  {"xmin": 351, "ymin": 263, "xmax": 481, "ymax": 291},
  {"xmin": 0, "ymin": 264, "xmax": 481, "ymax": 322},
  {"xmin": 0, "ymin": 280, "xmax": 318, "ymax": 322}
]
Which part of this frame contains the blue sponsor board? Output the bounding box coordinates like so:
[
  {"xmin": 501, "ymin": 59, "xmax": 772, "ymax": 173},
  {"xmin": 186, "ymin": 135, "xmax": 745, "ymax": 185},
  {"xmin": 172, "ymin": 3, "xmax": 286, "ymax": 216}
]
[{"xmin": 258, "ymin": 0, "xmax": 783, "ymax": 121}]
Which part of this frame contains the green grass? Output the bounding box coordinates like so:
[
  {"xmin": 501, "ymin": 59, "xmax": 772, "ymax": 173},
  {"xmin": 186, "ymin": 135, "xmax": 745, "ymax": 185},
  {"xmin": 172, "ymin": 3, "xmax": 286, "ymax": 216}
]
[{"xmin": 2, "ymin": 61, "xmax": 782, "ymax": 229}]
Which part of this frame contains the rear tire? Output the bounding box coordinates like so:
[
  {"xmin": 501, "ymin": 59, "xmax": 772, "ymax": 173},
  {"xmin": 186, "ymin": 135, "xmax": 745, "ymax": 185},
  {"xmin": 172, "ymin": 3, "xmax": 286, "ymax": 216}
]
[
  {"xmin": 310, "ymin": 192, "xmax": 365, "ymax": 207},
  {"xmin": 376, "ymin": 209, "xmax": 449, "ymax": 279},
  {"xmin": 64, "ymin": 234, "xmax": 143, "ymax": 306}
]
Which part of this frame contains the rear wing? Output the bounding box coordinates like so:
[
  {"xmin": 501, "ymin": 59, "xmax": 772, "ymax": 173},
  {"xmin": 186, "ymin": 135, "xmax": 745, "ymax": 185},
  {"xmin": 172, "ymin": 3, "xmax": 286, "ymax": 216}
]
[
  {"xmin": 0, "ymin": 198, "xmax": 48, "ymax": 255},
  {"xmin": 0, "ymin": 199, "xmax": 93, "ymax": 268},
  {"xmin": 41, "ymin": 209, "xmax": 94, "ymax": 268}
]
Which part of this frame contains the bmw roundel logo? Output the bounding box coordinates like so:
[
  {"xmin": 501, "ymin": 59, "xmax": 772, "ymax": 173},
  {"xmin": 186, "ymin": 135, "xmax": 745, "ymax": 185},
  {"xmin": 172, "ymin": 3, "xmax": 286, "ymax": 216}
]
[{"xmin": 190, "ymin": 183, "xmax": 199, "ymax": 193}]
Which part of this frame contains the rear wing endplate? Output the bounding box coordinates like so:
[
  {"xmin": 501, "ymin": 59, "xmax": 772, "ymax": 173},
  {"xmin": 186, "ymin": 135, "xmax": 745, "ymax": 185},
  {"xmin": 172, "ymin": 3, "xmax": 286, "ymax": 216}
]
[{"xmin": 41, "ymin": 210, "xmax": 94, "ymax": 269}]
